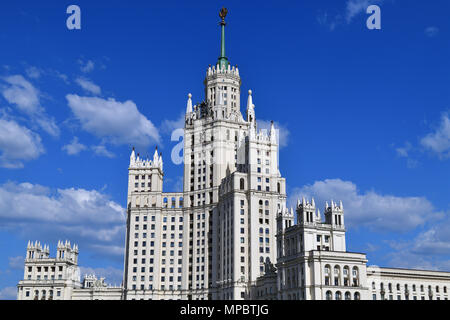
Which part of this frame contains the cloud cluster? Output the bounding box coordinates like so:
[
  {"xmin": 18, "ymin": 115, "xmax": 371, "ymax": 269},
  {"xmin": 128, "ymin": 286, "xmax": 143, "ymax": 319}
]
[
  {"xmin": 78, "ymin": 59, "xmax": 95, "ymax": 73},
  {"xmin": 385, "ymin": 224, "xmax": 450, "ymax": 271},
  {"xmin": 66, "ymin": 94, "xmax": 160, "ymax": 148},
  {"xmin": 420, "ymin": 111, "xmax": 450, "ymax": 159},
  {"xmin": 62, "ymin": 136, "xmax": 87, "ymax": 155},
  {"xmin": 0, "ymin": 181, "xmax": 126, "ymax": 260},
  {"xmin": 288, "ymin": 178, "xmax": 443, "ymax": 232},
  {"xmin": 75, "ymin": 77, "xmax": 101, "ymax": 95},
  {"xmin": 0, "ymin": 118, "xmax": 45, "ymax": 168},
  {"xmin": 346, "ymin": 0, "xmax": 382, "ymax": 23},
  {"xmin": 1, "ymin": 75, "xmax": 59, "ymax": 137}
]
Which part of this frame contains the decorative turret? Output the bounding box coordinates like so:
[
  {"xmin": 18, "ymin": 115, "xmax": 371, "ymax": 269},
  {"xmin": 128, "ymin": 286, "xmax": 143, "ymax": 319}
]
[
  {"xmin": 296, "ymin": 197, "xmax": 317, "ymax": 224},
  {"xmin": 324, "ymin": 199, "xmax": 345, "ymax": 227},
  {"xmin": 129, "ymin": 146, "xmax": 163, "ymax": 171},
  {"xmin": 276, "ymin": 205, "xmax": 294, "ymax": 233}
]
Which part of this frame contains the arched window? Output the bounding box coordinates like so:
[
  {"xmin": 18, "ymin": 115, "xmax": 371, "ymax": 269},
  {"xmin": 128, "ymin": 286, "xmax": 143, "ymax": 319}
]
[
  {"xmin": 324, "ymin": 265, "xmax": 331, "ymax": 286},
  {"xmin": 334, "ymin": 266, "xmax": 341, "ymax": 286},
  {"xmin": 372, "ymin": 282, "xmax": 376, "ymax": 290},
  {"xmin": 179, "ymin": 197, "xmax": 184, "ymax": 208},
  {"xmin": 343, "ymin": 266, "xmax": 350, "ymax": 286},
  {"xmin": 335, "ymin": 291, "xmax": 342, "ymax": 300},
  {"xmin": 388, "ymin": 283, "xmax": 392, "ymax": 292},
  {"xmin": 345, "ymin": 292, "xmax": 351, "ymax": 300},
  {"xmin": 354, "ymin": 292, "xmax": 360, "ymax": 300},
  {"xmin": 277, "ymin": 183, "xmax": 280, "ymax": 193},
  {"xmin": 352, "ymin": 266, "xmax": 359, "ymax": 286},
  {"xmin": 397, "ymin": 283, "xmax": 401, "ymax": 291},
  {"xmin": 171, "ymin": 197, "xmax": 176, "ymax": 208},
  {"xmin": 326, "ymin": 291, "xmax": 332, "ymax": 300},
  {"xmin": 240, "ymin": 178, "xmax": 244, "ymax": 190},
  {"xmin": 265, "ymin": 200, "xmax": 269, "ymax": 206},
  {"xmin": 259, "ymin": 227, "xmax": 263, "ymax": 234}
]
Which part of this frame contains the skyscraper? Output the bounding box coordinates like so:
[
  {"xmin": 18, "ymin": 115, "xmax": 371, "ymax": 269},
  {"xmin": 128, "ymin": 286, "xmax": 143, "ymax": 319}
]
[{"xmin": 123, "ymin": 7, "xmax": 286, "ymax": 300}]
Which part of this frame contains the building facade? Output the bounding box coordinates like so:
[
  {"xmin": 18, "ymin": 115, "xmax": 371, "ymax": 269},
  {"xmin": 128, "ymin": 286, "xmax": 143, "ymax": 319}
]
[
  {"xmin": 16, "ymin": 8, "xmax": 450, "ymax": 301},
  {"xmin": 17, "ymin": 241, "xmax": 121, "ymax": 300},
  {"xmin": 252, "ymin": 198, "xmax": 450, "ymax": 300}
]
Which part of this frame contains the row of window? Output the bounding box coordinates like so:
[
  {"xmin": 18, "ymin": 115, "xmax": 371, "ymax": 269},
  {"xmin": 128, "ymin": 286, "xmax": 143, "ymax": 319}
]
[
  {"xmin": 325, "ymin": 291, "xmax": 361, "ymax": 300},
  {"xmin": 373, "ymin": 282, "xmax": 447, "ymax": 294}
]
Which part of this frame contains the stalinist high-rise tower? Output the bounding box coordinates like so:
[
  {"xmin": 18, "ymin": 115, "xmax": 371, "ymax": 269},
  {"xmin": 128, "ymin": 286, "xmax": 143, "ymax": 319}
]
[{"xmin": 123, "ymin": 7, "xmax": 286, "ymax": 300}]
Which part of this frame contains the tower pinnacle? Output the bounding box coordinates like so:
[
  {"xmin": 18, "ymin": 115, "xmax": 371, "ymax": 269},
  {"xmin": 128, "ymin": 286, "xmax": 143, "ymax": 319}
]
[{"xmin": 218, "ymin": 7, "xmax": 229, "ymax": 69}]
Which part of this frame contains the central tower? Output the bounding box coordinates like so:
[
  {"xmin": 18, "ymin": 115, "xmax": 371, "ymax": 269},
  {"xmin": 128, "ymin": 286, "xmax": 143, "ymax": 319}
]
[{"xmin": 124, "ymin": 7, "xmax": 286, "ymax": 301}]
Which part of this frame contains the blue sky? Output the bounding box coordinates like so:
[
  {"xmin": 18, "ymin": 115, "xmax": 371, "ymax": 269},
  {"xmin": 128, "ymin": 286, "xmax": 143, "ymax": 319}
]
[{"xmin": 0, "ymin": 0, "xmax": 449, "ymax": 299}]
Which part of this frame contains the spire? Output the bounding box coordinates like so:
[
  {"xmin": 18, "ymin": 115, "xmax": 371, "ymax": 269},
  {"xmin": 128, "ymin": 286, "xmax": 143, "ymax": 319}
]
[
  {"xmin": 247, "ymin": 90, "xmax": 253, "ymax": 110},
  {"xmin": 270, "ymin": 120, "xmax": 276, "ymax": 143},
  {"xmin": 186, "ymin": 93, "xmax": 192, "ymax": 113},
  {"xmin": 153, "ymin": 146, "xmax": 159, "ymax": 166},
  {"xmin": 130, "ymin": 147, "xmax": 136, "ymax": 166},
  {"xmin": 339, "ymin": 200, "xmax": 343, "ymax": 210},
  {"xmin": 218, "ymin": 7, "xmax": 229, "ymax": 69}
]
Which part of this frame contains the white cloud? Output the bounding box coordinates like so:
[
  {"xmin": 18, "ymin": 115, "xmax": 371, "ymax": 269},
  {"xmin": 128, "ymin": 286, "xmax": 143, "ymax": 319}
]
[
  {"xmin": 62, "ymin": 137, "xmax": 87, "ymax": 155},
  {"xmin": 8, "ymin": 256, "xmax": 24, "ymax": 270},
  {"xmin": 78, "ymin": 59, "xmax": 95, "ymax": 73},
  {"xmin": 395, "ymin": 142, "xmax": 412, "ymax": 158},
  {"xmin": 0, "ymin": 118, "xmax": 45, "ymax": 168},
  {"xmin": 25, "ymin": 66, "xmax": 41, "ymax": 79},
  {"xmin": 346, "ymin": 0, "xmax": 382, "ymax": 23},
  {"xmin": 2, "ymin": 75, "xmax": 40, "ymax": 114},
  {"xmin": 75, "ymin": 77, "xmax": 101, "ymax": 95},
  {"xmin": 317, "ymin": 11, "xmax": 342, "ymax": 31},
  {"xmin": 66, "ymin": 94, "xmax": 160, "ymax": 147},
  {"xmin": 0, "ymin": 181, "xmax": 126, "ymax": 259},
  {"xmin": 288, "ymin": 179, "xmax": 443, "ymax": 232},
  {"xmin": 0, "ymin": 287, "xmax": 17, "ymax": 300},
  {"xmin": 1, "ymin": 75, "xmax": 59, "ymax": 136},
  {"xmin": 91, "ymin": 145, "xmax": 115, "ymax": 158},
  {"xmin": 385, "ymin": 220, "xmax": 450, "ymax": 271},
  {"xmin": 318, "ymin": 0, "xmax": 382, "ymax": 30},
  {"xmin": 420, "ymin": 111, "xmax": 450, "ymax": 159},
  {"xmin": 425, "ymin": 26, "xmax": 439, "ymax": 37},
  {"xmin": 161, "ymin": 113, "xmax": 185, "ymax": 135},
  {"xmin": 257, "ymin": 120, "xmax": 290, "ymax": 149}
]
